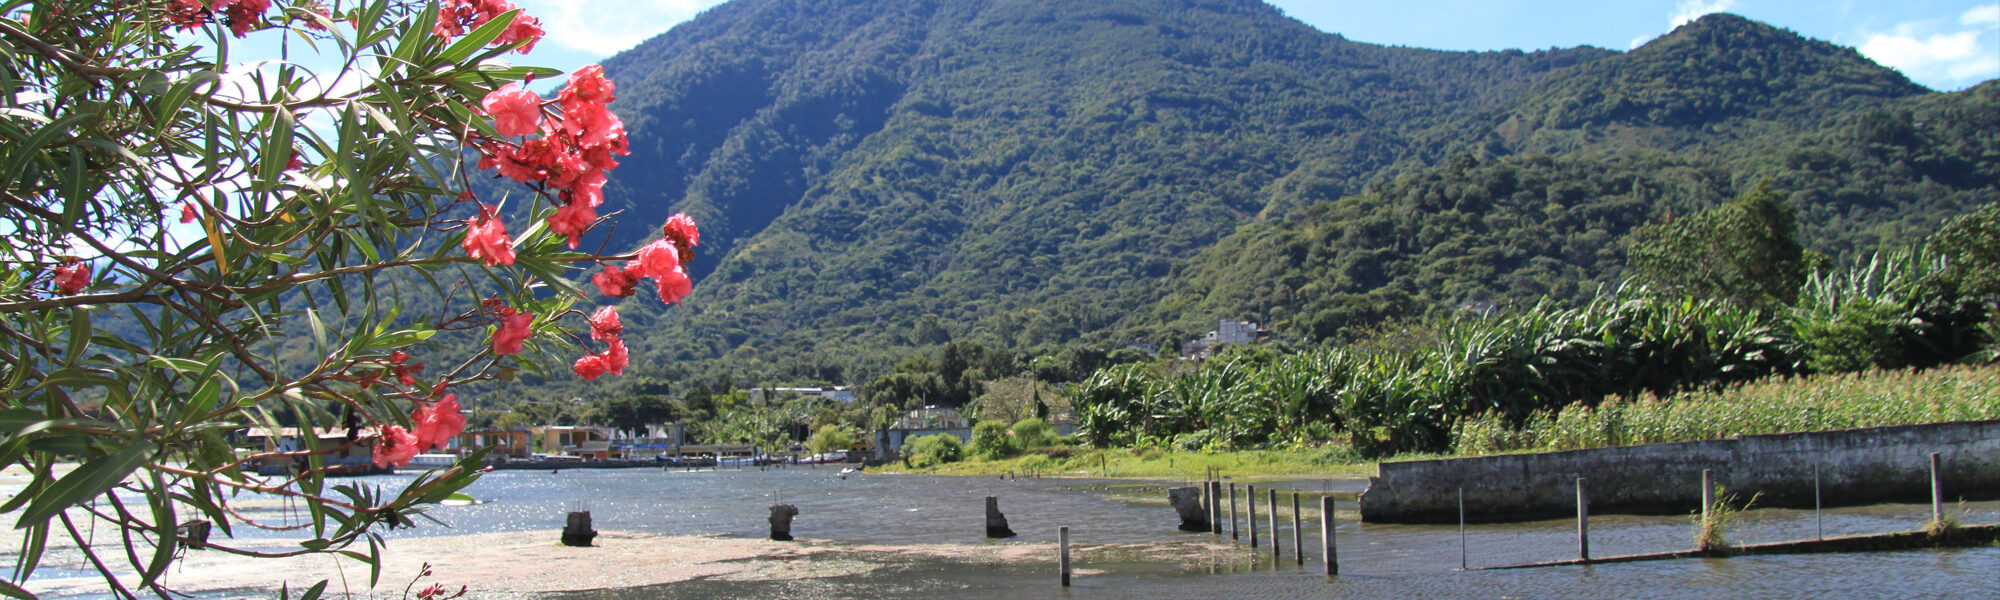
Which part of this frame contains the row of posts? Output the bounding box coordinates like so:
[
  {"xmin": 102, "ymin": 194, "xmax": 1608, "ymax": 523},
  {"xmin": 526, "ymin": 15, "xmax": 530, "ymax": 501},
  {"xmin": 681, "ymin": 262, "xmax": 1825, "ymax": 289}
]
[{"xmin": 1184, "ymin": 480, "xmax": 1339, "ymax": 578}]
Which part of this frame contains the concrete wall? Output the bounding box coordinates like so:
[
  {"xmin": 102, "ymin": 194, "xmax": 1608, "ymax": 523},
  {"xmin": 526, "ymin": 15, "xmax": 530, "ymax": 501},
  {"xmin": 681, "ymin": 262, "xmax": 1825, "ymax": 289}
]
[{"xmin": 1358, "ymin": 419, "xmax": 2000, "ymax": 524}]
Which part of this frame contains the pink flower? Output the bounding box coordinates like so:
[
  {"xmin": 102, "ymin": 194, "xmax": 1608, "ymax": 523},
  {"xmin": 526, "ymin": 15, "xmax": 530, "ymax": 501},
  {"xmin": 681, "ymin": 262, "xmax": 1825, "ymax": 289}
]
[
  {"xmin": 655, "ymin": 266, "xmax": 692, "ymax": 305},
  {"xmin": 482, "ymin": 84, "xmax": 542, "ymax": 138},
  {"xmin": 490, "ymin": 307, "xmax": 533, "ymax": 355},
  {"xmin": 373, "ymin": 425, "xmax": 420, "ymax": 468},
  {"xmin": 52, "ymin": 263, "xmax": 89, "ymax": 295},
  {"xmin": 592, "ymin": 264, "xmax": 636, "ymax": 298},
  {"xmin": 219, "ymin": 0, "xmax": 271, "ymax": 38},
  {"xmin": 179, "ymin": 202, "xmax": 198, "ymax": 224},
  {"xmin": 605, "ymin": 337, "xmax": 628, "ymax": 375},
  {"xmin": 662, "ymin": 213, "xmax": 699, "ymax": 255},
  {"xmin": 588, "ymin": 306, "xmax": 621, "ymax": 342},
  {"xmin": 501, "ymin": 13, "xmax": 543, "ymax": 54},
  {"xmin": 547, "ymin": 198, "xmax": 596, "ymax": 249},
  {"xmin": 462, "ymin": 206, "xmax": 516, "ymax": 267},
  {"xmin": 413, "ymin": 394, "xmax": 467, "ymax": 451},
  {"xmin": 562, "ymin": 65, "xmax": 615, "ymax": 105},
  {"xmin": 572, "ymin": 354, "xmax": 608, "ymax": 380},
  {"xmin": 626, "ymin": 239, "xmax": 680, "ymax": 280}
]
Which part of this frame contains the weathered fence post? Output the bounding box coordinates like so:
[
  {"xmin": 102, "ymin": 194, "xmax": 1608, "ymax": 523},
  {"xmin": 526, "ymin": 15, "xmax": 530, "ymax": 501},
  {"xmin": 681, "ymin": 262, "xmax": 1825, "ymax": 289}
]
[
  {"xmin": 1576, "ymin": 477, "xmax": 1590, "ymax": 561},
  {"xmin": 1059, "ymin": 526, "xmax": 1072, "ymax": 587},
  {"xmin": 1814, "ymin": 463, "xmax": 1823, "ymax": 540},
  {"xmin": 1269, "ymin": 487, "xmax": 1280, "ymax": 559},
  {"xmin": 1291, "ymin": 492, "xmax": 1304, "ymax": 565},
  {"xmin": 1216, "ymin": 486, "xmax": 1232, "ymax": 540},
  {"xmin": 1321, "ymin": 495, "xmax": 1337, "ymax": 576},
  {"xmin": 1458, "ymin": 486, "xmax": 1467, "ymax": 570},
  {"xmin": 1212, "ymin": 481, "xmax": 1225, "ymax": 535},
  {"xmin": 1930, "ymin": 452, "xmax": 1944, "ymax": 525},
  {"xmin": 1701, "ymin": 469, "xmax": 1714, "ymax": 525},
  {"xmin": 1248, "ymin": 484, "xmax": 1259, "ymax": 548}
]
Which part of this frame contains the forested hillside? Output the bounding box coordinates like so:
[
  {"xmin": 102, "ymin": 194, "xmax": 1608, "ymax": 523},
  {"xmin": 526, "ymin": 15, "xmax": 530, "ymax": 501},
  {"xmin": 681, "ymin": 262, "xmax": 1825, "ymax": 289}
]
[{"xmin": 468, "ymin": 0, "xmax": 1994, "ymax": 400}]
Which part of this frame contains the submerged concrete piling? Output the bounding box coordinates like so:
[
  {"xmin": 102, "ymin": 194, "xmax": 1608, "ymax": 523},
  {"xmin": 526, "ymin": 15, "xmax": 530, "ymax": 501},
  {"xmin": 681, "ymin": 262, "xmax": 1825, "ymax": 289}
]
[
  {"xmin": 1059, "ymin": 526, "xmax": 1072, "ymax": 587},
  {"xmin": 1321, "ymin": 495, "xmax": 1337, "ymax": 576},
  {"xmin": 1170, "ymin": 486, "xmax": 1209, "ymax": 532},
  {"xmin": 769, "ymin": 504, "xmax": 799, "ymax": 541},
  {"xmin": 1459, "ymin": 486, "xmax": 1467, "ymax": 570},
  {"xmin": 562, "ymin": 511, "xmax": 597, "ymax": 547},
  {"xmin": 986, "ymin": 496, "xmax": 1016, "ymax": 538},
  {"xmin": 1576, "ymin": 478, "xmax": 1590, "ymax": 561}
]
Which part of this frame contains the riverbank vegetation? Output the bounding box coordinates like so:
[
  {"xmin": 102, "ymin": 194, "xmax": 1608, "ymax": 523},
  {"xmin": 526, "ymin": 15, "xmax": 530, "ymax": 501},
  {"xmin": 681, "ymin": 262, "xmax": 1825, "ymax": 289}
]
[
  {"xmin": 1454, "ymin": 365, "xmax": 2000, "ymax": 455},
  {"xmin": 878, "ymin": 445, "xmax": 1376, "ymax": 480}
]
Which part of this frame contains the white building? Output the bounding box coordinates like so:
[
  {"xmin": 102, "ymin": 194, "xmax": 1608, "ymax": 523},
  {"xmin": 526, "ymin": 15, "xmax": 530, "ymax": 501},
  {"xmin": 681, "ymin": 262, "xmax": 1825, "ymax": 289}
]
[{"xmin": 748, "ymin": 386, "xmax": 858, "ymax": 404}]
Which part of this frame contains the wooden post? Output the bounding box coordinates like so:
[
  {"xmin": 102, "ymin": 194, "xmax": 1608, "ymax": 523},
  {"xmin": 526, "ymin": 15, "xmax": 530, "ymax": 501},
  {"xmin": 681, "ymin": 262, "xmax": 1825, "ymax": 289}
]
[
  {"xmin": 1930, "ymin": 452, "xmax": 1943, "ymax": 525},
  {"xmin": 1814, "ymin": 463, "xmax": 1823, "ymax": 540},
  {"xmin": 1701, "ymin": 469, "xmax": 1714, "ymax": 524},
  {"xmin": 1576, "ymin": 477, "xmax": 1590, "ymax": 561},
  {"xmin": 1321, "ymin": 495, "xmax": 1337, "ymax": 576},
  {"xmin": 1268, "ymin": 487, "xmax": 1280, "ymax": 559},
  {"xmin": 1212, "ymin": 481, "xmax": 1224, "ymax": 535},
  {"xmin": 1458, "ymin": 486, "xmax": 1467, "ymax": 571},
  {"xmin": 1248, "ymin": 484, "xmax": 1259, "ymax": 548},
  {"xmin": 1291, "ymin": 491, "xmax": 1304, "ymax": 565},
  {"xmin": 1216, "ymin": 486, "xmax": 1232, "ymax": 540},
  {"xmin": 1059, "ymin": 526, "xmax": 1071, "ymax": 587}
]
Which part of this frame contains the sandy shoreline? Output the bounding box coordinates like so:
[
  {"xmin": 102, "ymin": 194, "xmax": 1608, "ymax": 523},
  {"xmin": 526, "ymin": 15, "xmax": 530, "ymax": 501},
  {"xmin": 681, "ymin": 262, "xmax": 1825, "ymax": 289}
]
[{"xmin": 17, "ymin": 528, "xmax": 1244, "ymax": 598}]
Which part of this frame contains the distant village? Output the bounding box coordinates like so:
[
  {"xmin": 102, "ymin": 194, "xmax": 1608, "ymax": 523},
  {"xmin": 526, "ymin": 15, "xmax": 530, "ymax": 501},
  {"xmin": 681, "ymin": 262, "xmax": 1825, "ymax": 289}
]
[{"xmin": 238, "ymin": 320, "xmax": 1269, "ymax": 473}]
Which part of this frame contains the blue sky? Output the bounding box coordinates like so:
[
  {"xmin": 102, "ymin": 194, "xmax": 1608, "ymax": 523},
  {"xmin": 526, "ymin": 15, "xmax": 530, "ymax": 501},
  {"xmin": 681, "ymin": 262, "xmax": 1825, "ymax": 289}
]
[{"xmin": 513, "ymin": 0, "xmax": 2000, "ymax": 91}]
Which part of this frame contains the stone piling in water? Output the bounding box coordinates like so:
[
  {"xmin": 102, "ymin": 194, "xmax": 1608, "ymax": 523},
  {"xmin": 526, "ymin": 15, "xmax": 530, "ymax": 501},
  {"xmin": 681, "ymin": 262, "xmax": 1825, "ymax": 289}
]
[
  {"xmin": 986, "ymin": 496, "xmax": 1016, "ymax": 538},
  {"xmin": 1169, "ymin": 486, "xmax": 1210, "ymax": 532},
  {"xmin": 769, "ymin": 504, "xmax": 799, "ymax": 541},
  {"xmin": 562, "ymin": 511, "xmax": 597, "ymax": 547}
]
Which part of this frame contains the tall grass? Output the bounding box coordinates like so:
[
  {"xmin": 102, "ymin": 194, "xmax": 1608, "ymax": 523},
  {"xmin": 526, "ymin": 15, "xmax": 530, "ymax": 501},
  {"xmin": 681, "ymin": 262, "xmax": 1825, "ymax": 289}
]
[{"xmin": 1454, "ymin": 365, "xmax": 2000, "ymax": 455}]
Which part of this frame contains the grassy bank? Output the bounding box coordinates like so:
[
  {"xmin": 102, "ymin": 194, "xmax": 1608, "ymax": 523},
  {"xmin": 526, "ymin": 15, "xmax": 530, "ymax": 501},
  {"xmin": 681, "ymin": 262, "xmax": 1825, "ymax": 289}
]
[
  {"xmin": 1454, "ymin": 364, "xmax": 2000, "ymax": 455},
  {"xmin": 874, "ymin": 446, "xmax": 1379, "ymax": 481}
]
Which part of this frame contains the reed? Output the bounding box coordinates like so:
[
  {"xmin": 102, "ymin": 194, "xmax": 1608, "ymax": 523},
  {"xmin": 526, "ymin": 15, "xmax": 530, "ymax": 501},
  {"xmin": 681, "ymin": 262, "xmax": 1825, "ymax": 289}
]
[{"xmin": 1454, "ymin": 365, "xmax": 2000, "ymax": 455}]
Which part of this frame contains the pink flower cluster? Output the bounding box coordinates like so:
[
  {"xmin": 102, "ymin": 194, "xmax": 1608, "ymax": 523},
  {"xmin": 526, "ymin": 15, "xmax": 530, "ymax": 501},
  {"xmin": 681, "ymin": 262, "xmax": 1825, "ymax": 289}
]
[
  {"xmin": 373, "ymin": 394, "xmax": 468, "ymax": 468},
  {"xmin": 475, "ymin": 66, "xmax": 629, "ymax": 250},
  {"xmin": 488, "ymin": 302, "xmax": 534, "ymax": 356},
  {"xmin": 52, "ymin": 262, "xmax": 89, "ymax": 295},
  {"xmin": 571, "ymin": 306, "xmax": 628, "ymax": 380},
  {"xmin": 592, "ymin": 213, "xmax": 699, "ymax": 305},
  {"xmin": 165, "ymin": 0, "xmax": 272, "ymax": 38},
  {"xmin": 461, "ymin": 205, "xmax": 516, "ymax": 267},
  {"xmin": 434, "ymin": 0, "xmax": 544, "ymax": 54}
]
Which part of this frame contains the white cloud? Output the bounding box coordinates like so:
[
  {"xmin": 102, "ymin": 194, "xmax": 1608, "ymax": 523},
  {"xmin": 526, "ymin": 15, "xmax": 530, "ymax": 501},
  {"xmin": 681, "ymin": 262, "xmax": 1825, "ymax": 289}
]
[
  {"xmin": 521, "ymin": 0, "xmax": 727, "ymax": 56},
  {"xmin": 1963, "ymin": 4, "xmax": 2000, "ymax": 27},
  {"xmin": 1670, "ymin": 0, "xmax": 1736, "ymax": 27},
  {"xmin": 1858, "ymin": 7, "xmax": 2000, "ymax": 90}
]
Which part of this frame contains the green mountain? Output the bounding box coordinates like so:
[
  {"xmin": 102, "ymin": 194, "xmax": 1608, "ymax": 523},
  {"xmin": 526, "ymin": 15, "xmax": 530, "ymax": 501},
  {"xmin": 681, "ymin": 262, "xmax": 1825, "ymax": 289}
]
[{"xmin": 553, "ymin": 0, "xmax": 1994, "ymax": 391}]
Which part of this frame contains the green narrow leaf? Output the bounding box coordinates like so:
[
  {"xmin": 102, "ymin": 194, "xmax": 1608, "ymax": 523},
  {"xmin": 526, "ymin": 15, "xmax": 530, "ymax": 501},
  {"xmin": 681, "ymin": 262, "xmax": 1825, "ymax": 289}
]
[
  {"xmin": 0, "ymin": 568, "xmax": 35, "ymax": 599},
  {"xmin": 305, "ymin": 307, "xmax": 327, "ymax": 353},
  {"xmin": 434, "ymin": 9, "xmax": 517, "ymax": 66},
  {"xmin": 62, "ymin": 309, "xmax": 90, "ymax": 369},
  {"xmin": 15, "ymin": 440, "xmax": 158, "ymax": 529},
  {"xmin": 138, "ymin": 471, "xmax": 176, "ymax": 588},
  {"xmin": 256, "ymin": 110, "xmax": 298, "ymax": 193}
]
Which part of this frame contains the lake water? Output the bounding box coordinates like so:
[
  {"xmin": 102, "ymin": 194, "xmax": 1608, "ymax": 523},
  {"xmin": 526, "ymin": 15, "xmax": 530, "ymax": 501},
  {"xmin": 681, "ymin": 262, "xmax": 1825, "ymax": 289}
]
[{"xmin": 230, "ymin": 465, "xmax": 2000, "ymax": 599}]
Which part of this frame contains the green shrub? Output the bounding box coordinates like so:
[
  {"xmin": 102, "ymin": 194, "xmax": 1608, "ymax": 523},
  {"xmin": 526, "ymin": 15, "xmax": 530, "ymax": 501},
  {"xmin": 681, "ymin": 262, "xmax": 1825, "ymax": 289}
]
[
  {"xmin": 1011, "ymin": 417, "xmax": 1058, "ymax": 449},
  {"xmin": 903, "ymin": 433, "xmax": 965, "ymax": 468},
  {"xmin": 970, "ymin": 421, "xmax": 1017, "ymax": 460}
]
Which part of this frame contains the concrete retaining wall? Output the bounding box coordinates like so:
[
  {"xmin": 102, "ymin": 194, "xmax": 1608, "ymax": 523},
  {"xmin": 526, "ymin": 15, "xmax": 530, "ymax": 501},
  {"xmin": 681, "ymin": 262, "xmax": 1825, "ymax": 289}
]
[{"xmin": 1358, "ymin": 419, "xmax": 2000, "ymax": 524}]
